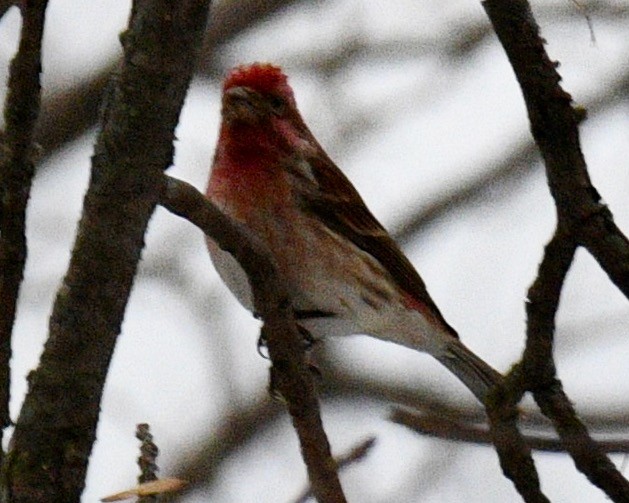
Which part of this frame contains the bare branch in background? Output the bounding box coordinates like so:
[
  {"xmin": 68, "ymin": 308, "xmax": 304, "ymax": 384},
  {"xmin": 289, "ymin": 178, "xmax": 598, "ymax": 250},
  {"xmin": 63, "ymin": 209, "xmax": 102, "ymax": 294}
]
[
  {"xmin": 394, "ymin": 70, "xmax": 629, "ymax": 245},
  {"xmin": 293, "ymin": 437, "xmax": 377, "ymax": 503},
  {"xmin": 197, "ymin": 0, "xmax": 306, "ymax": 75},
  {"xmin": 35, "ymin": 0, "xmax": 305, "ymax": 163},
  {"xmin": 391, "ymin": 405, "xmax": 629, "ymax": 454},
  {"xmin": 35, "ymin": 70, "xmax": 112, "ymax": 156},
  {"xmin": 171, "ymin": 394, "xmax": 283, "ymax": 496}
]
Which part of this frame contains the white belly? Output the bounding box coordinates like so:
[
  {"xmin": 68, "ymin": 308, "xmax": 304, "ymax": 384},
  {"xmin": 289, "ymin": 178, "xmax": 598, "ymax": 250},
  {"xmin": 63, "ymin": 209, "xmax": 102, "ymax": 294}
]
[{"xmin": 206, "ymin": 222, "xmax": 450, "ymax": 356}]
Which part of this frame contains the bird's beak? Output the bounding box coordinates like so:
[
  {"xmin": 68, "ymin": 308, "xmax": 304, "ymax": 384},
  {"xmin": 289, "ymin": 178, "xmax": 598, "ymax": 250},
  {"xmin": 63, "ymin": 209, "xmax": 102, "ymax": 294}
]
[{"xmin": 222, "ymin": 86, "xmax": 260, "ymax": 124}]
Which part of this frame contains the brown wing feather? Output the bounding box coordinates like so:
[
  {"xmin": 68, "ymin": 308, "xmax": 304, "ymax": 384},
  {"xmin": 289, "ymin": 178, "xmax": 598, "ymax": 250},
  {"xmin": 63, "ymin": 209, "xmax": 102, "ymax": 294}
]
[{"xmin": 298, "ymin": 150, "xmax": 458, "ymax": 338}]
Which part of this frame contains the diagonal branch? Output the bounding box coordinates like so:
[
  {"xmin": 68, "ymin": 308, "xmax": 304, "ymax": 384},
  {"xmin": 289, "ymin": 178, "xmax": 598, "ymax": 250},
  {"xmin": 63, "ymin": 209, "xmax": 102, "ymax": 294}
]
[
  {"xmin": 483, "ymin": 0, "xmax": 629, "ymax": 299},
  {"xmin": 292, "ymin": 437, "xmax": 376, "ymax": 503},
  {"xmin": 160, "ymin": 175, "xmax": 347, "ymax": 503}
]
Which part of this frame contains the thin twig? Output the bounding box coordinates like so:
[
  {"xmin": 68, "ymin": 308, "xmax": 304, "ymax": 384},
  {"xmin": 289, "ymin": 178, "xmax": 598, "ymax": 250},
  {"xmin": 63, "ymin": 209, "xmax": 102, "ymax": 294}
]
[
  {"xmin": 137, "ymin": 423, "xmax": 159, "ymax": 502},
  {"xmin": 293, "ymin": 438, "xmax": 377, "ymax": 503}
]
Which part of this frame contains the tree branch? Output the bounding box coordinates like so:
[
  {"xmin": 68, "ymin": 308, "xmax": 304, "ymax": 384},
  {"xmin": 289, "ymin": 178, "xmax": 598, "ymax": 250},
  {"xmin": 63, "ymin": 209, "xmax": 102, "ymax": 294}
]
[
  {"xmin": 482, "ymin": 0, "xmax": 629, "ymax": 501},
  {"xmin": 0, "ymin": 0, "xmax": 48, "ymax": 463},
  {"xmin": 523, "ymin": 222, "xmax": 629, "ymax": 501},
  {"xmin": 487, "ymin": 384, "xmax": 549, "ymax": 502},
  {"xmin": 4, "ymin": 1, "xmax": 210, "ymax": 500},
  {"xmin": 160, "ymin": 176, "xmax": 347, "ymax": 503},
  {"xmin": 483, "ymin": 0, "xmax": 629, "ymax": 299}
]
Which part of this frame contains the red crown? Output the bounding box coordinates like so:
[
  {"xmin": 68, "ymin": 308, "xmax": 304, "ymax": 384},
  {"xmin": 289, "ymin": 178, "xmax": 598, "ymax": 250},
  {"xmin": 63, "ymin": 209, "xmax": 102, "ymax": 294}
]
[{"xmin": 223, "ymin": 63, "xmax": 290, "ymax": 95}]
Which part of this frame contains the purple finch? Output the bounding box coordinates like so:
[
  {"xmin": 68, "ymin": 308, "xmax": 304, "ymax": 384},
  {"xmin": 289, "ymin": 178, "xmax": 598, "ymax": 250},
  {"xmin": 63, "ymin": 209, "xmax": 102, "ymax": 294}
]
[{"xmin": 206, "ymin": 63, "xmax": 502, "ymax": 404}]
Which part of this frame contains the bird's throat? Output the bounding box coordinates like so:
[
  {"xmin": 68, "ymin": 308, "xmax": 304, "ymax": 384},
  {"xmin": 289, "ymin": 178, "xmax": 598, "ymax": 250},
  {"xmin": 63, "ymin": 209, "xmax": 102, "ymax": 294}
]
[{"xmin": 209, "ymin": 125, "xmax": 292, "ymax": 220}]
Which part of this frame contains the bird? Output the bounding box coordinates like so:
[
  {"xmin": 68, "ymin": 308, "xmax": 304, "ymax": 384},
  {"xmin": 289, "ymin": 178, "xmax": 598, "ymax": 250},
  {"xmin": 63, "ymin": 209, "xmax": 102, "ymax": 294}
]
[{"xmin": 205, "ymin": 62, "xmax": 503, "ymax": 404}]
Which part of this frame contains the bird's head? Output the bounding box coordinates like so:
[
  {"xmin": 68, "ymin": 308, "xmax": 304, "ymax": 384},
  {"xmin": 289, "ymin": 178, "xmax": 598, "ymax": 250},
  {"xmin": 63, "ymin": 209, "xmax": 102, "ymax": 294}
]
[
  {"xmin": 216, "ymin": 63, "xmax": 319, "ymax": 163},
  {"xmin": 221, "ymin": 63, "xmax": 296, "ymax": 126}
]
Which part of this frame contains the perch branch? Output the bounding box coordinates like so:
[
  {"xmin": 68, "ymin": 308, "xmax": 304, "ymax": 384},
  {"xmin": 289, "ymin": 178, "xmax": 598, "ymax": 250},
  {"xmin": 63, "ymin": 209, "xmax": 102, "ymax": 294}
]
[{"xmin": 161, "ymin": 175, "xmax": 347, "ymax": 503}]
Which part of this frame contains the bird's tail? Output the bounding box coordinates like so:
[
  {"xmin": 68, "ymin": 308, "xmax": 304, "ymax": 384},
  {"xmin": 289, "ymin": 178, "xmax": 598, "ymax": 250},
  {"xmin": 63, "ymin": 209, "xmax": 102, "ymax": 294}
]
[{"xmin": 435, "ymin": 340, "xmax": 504, "ymax": 405}]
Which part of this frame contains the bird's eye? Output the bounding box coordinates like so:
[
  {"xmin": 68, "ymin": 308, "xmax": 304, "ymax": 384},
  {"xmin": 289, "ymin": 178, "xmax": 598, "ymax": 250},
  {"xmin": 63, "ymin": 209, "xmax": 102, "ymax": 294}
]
[{"xmin": 268, "ymin": 95, "xmax": 286, "ymax": 115}]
